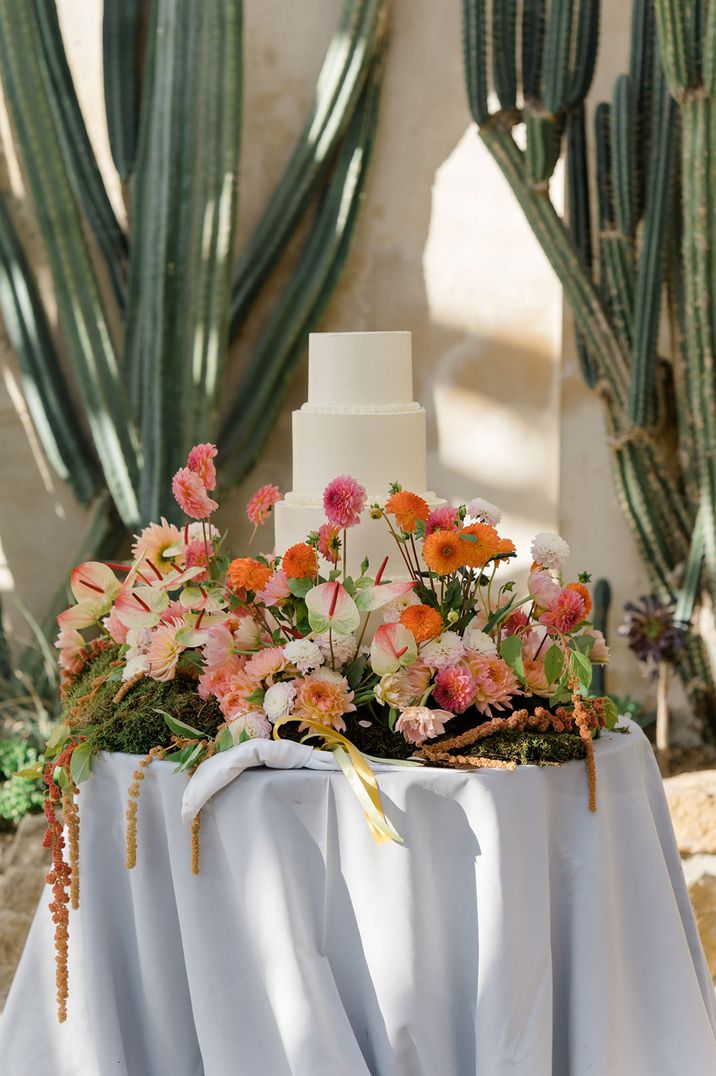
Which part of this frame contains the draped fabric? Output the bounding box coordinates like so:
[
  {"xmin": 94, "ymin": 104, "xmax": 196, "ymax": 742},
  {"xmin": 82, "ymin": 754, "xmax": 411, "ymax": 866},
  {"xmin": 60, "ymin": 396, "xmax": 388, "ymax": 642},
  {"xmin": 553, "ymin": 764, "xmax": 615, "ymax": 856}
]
[{"xmin": 2, "ymin": 721, "xmax": 715, "ymax": 1075}]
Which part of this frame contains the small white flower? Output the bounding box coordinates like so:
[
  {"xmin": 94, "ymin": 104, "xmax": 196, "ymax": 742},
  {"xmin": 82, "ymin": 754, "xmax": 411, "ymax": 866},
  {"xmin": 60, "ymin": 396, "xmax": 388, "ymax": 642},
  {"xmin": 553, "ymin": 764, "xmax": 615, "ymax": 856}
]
[
  {"xmin": 382, "ymin": 589, "xmax": 420, "ymax": 623},
  {"xmin": 186, "ymin": 521, "xmax": 220, "ymax": 543},
  {"xmin": 463, "ymin": 619, "xmax": 497, "ymax": 655},
  {"xmin": 229, "ymin": 711, "xmax": 272, "ymax": 742},
  {"xmin": 283, "ymin": 638, "xmax": 324, "ymax": 674},
  {"xmin": 530, "ymin": 531, "xmax": 570, "ymax": 572},
  {"xmin": 421, "ymin": 631, "xmax": 465, "ymax": 671},
  {"xmin": 122, "ymin": 627, "xmax": 152, "ymax": 680},
  {"xmin": 313, "ymin": 631, "xmax": 358, "ymax": 665},
  {"xmin": 263, "ymin": 681, "xmax": 296, "ymax": 722},
  {"xmin": 123, "ymin": 653, "xmax": 150, "ymax": 681},
  {"xmin": 466, "ymin": 497, "xmax": 502, "ymax": 527}
]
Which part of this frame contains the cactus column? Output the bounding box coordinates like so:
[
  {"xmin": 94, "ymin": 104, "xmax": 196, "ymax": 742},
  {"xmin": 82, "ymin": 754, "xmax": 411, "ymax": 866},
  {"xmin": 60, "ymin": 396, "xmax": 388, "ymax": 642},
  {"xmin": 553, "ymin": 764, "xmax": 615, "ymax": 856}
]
[{"xmin": 462, "ymin": 0, "xmax": 716, "ymax": 733}]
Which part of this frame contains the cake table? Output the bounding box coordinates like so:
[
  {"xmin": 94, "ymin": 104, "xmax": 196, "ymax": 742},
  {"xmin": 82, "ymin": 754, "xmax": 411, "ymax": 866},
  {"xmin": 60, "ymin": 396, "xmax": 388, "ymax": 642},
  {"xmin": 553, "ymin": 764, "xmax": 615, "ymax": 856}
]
[{"xmin": 2, "ymin": 720, "xmax": 715, "ymax": 1075}]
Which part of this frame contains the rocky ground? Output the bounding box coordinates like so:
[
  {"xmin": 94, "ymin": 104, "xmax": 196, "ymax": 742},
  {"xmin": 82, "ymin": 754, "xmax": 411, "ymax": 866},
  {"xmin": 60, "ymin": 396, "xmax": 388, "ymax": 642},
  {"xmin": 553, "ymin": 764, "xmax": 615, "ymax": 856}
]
[{"xmin": 0, "ymin": 760, "xmax": 715, "ymax": 1012}]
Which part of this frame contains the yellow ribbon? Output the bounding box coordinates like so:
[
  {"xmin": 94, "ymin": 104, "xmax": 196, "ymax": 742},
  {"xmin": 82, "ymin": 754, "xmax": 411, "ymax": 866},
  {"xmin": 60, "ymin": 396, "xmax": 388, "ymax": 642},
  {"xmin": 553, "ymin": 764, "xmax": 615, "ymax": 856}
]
[{"xmin": 273, "ymin": 716, "xmax": 403, "ymax": 845}]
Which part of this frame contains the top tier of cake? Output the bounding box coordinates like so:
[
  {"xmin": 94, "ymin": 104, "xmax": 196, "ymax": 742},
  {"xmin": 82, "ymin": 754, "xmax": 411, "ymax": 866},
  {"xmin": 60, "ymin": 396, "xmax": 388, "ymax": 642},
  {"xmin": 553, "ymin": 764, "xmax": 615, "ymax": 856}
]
[{"xmin": 305, "ymin": 331, "xmax": 414, "ymax": 410}]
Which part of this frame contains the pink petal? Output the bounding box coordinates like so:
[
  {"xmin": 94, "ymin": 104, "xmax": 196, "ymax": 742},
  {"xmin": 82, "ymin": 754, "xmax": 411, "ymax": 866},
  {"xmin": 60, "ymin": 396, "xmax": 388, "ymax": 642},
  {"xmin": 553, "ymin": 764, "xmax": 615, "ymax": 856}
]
[
  {"xmin": 356, "ymin": 579, "xmax": 416, "ymax": 613},
  {"xmin": 305, "ymin": 581, "xmax": 360, "ymax": 635},
  {"xmin": 70, "ymin": 561, "xmax": 120, "ymax": 603},
  {"xmin": 370, "ymin": 622, "xmax": 417, "ymax": 676}
]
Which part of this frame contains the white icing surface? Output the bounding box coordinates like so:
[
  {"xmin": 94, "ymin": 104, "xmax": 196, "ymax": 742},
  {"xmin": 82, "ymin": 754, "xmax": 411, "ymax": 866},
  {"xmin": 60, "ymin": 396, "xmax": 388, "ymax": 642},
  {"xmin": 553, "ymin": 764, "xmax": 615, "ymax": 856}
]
[
  {"xmin": 292, "ymin": 409, "xmax": 428, "ymax": 496},
  {"xmin": 300, "ymin": 401, "xmax": 421, "ymax": 415},
  {"xmin": 307, "ymin": 331, "xmax": 412, "ymax": 407}
]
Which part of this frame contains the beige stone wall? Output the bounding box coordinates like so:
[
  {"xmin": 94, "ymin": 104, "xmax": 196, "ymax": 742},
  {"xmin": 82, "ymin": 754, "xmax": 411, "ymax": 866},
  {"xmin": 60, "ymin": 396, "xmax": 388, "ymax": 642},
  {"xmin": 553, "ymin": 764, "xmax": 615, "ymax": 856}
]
[{"xmin": 0, "ymin": 1, "xmax": 660, "ymax": 712}]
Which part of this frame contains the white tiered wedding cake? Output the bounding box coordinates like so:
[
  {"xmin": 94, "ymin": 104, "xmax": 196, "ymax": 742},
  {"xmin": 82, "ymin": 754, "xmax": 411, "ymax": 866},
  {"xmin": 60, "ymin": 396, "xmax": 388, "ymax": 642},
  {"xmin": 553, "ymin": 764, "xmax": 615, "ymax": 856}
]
[{"xmin": 274, "ymin": 331, "xmax": 441, "ymax": 574}]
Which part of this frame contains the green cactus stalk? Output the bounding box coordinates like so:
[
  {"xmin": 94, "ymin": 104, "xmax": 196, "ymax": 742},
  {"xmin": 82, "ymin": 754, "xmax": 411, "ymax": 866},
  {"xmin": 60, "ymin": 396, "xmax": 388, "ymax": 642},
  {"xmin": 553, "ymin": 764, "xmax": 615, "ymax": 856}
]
[
  {"xmin": 0, "ymin": 0, "xmax": 388, "ymax": 684},
  {"xmin": 462, "ymin": 0, "xmax": 716, "ymax": 734}
]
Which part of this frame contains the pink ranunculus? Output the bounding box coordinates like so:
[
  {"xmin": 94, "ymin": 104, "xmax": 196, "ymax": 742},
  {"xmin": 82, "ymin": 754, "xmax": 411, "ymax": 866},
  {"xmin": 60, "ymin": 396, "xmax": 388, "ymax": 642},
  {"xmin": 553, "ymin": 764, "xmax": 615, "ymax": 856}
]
[
  {"xmin": 246, "ymin": 483, "xmax": 281, "ymax": 527},
  {"xmin": 187, "ymin": 443, "xmax": 218, "ymax": 490},
  {"xmin": 184, "ymin": 539, "xmax": 210, "ymax": 581},
  {"xmin": 433, "ymin": 664, "xmax": 477, "ymax": 714},
  {"xmin": 172, "ymin": 467, "xmax": 219, "ymax": 519},
  {"xmin": 55, "ymin": 627, "xmax": 86, "ymax": 675},
  {"xmin": 322, "ymin": 475, "xmax": 366, "ymax": 529},
  {"xmin": 102, "ymin": 606, "xmax": 128, "ymax": 645},
  {"xmin": 257, "ymin": 570, "xmax": 291, "ymax": 607},
  {"xmin": 540, "ymin": 587, "xmax": 586, "ymax": 634},
  {"xmin": 528, "ymin": 568, "xmax": 561, "ymax": 609},
  {"xmin": 425, "ymin": 506, "xmax": 459, "ymax": 535},
  {"xmin": 198, "ymin": 657, "xmax": 244, "ymax": 700},
  {"xmin": 396, "ymin": 706, "xmax": 452, "ymax": 744}
]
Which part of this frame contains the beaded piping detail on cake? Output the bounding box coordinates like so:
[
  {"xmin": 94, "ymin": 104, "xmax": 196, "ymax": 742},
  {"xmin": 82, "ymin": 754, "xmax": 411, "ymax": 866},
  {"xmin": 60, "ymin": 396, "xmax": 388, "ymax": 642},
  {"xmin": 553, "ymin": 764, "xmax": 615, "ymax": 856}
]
[{"xmin": 300, "ymin": 401, "xmax": 423, "ymax": 415}]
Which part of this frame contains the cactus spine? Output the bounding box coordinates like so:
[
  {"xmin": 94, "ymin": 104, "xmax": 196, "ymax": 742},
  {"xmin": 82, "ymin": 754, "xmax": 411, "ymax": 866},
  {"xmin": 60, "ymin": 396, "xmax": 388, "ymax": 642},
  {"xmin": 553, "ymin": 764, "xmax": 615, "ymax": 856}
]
[{"xmin": 462, "ymin": 0, "xmax": 716, "ymax": 733}]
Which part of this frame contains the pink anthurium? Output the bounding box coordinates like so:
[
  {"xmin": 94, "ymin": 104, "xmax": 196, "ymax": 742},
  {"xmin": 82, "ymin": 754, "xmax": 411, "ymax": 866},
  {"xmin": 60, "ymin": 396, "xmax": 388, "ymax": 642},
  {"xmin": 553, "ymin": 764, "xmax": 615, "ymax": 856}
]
[
  {"xmin": 155, "ymin": 565, "xmax": 206, "ymax": 591},
  {"xmin": 70, "ymin": 561, "xmax": 121, "ymax": 604},
  {"xmin": 115, "ymin": 586, "xmax": 170, "ymax": 629},
  {"xmin": 370, "ymin": 622, "xmax": 418, "ymax": 676},
  {"xmin": 355, "ymin": 579, "xmax": 416, "ymax": 613},
  {"xmin": 57, "ymin": 596, "xmax": 113, "ymax": 632},
  {"xmin": 306, "ymin": 580, "xmax": 360, "ymax": 635}
]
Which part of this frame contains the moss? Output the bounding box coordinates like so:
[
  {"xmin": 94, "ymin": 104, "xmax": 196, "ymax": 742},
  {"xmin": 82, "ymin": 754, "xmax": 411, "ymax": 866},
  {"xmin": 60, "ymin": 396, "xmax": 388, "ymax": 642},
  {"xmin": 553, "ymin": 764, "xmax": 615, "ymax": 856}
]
[
  {"xmin": 461, "ymin": 729, "xmax": 587, "ymax": 766},
  {"xmin": 61, "ymin": 648, "xmax": 223, "ymax": 757}
]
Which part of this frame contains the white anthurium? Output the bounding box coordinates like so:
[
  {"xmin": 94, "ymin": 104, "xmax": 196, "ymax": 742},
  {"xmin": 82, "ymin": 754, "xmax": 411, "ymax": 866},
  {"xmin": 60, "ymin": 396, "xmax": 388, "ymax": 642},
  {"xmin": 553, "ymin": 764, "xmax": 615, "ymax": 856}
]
[
  {"xmin": 57, "ymin": 596, "xmax": 114, "ymax": 631},
  {"xmin": 115, "ymin": 585, "xmax": 170, "ymax": 629},
  {"xmin": 156, "ymin": 565, "xmax": 206, "ymax": 591},
  {"xmin": 370, "ymin": 622, "xmax": 418, "ymax": 677},
  {"xmin": 179, "ymin": 586, "xmax": 226, "ymax": 612},
  {"xmin": 174, "ymin": 624, "xmax": 210, "ymax": 648},
  {"xmin": 305, "ymin": 581, "xmax": 360, "ymax": 635},
  {"xmin": 355, "ymin": 579, "xmax": 416, "ymax": 613}
]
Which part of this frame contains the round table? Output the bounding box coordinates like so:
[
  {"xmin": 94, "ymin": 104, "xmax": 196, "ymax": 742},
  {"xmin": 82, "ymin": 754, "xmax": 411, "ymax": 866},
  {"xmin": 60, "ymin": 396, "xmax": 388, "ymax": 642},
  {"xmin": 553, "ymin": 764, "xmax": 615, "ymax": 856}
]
[{"xmin": 1, "ymin": 720, "xmax": 715, "ymax": 1075}]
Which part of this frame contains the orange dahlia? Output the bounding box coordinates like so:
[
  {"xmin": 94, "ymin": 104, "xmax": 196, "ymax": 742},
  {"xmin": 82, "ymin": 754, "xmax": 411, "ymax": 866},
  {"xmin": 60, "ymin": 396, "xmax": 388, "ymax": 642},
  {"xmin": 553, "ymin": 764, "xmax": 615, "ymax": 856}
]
[
  {"xmin": 566, "ymin": 581, "xmax": 592, "ymax": 616},
  {"xmin": 423, "ymin": 529, "xmax": 465, "ymax": 576},
  {"xmin": 400, "ymin": 603, "xmax": 443, "ymax": 643},
  {"xmin": 385, "ymin": 490, "xmax": 430, "ymax": 534},
  {"xmin": 282, "ymin": 543, "xmax": 318, "ymax": 579},
  {"xmin": 227, "ymin": 557, "xmax": 272, "ymax": 594},
  {"xmin": 461, "ymin": 522, "xmax": 515, "ymax": 570}
]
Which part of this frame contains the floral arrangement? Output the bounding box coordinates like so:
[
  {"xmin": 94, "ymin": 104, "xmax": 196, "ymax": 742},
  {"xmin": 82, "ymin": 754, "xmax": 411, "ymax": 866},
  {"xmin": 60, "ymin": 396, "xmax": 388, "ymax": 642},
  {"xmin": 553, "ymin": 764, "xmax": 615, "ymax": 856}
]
[{"xmin": 27, "ymin": 443, "xmax": 617, "ymax": 1021}]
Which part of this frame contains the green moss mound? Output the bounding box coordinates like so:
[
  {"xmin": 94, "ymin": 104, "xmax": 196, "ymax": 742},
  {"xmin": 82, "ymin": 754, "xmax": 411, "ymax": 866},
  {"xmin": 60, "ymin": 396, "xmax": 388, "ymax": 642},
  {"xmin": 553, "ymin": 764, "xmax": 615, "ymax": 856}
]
[
  {"xmin": 461, "ymin": 729, "xmax": 587, "ymax": 766},
  {"xmin": 61, "ymin": 648, "xmax": 223, "ymax": 757}
]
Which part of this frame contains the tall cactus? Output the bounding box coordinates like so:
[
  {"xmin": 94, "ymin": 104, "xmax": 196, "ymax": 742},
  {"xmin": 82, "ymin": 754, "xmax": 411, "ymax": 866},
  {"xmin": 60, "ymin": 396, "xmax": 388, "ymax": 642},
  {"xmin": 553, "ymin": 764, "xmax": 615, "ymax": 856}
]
[
  {"xmin": 0, "ymin": 0, "xmax": 388, "ymax": 658},
  {"xmin": 463, "ymin": 0, "xmax": 716, "ymax": 734}
]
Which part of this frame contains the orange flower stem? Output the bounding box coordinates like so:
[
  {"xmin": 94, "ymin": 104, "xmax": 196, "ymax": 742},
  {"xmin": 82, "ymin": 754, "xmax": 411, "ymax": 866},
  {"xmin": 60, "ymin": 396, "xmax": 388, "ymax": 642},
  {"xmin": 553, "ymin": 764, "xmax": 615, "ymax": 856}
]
[{"xmin": 485, "ymin": 562, "xmax": 498, "ymax": 615}]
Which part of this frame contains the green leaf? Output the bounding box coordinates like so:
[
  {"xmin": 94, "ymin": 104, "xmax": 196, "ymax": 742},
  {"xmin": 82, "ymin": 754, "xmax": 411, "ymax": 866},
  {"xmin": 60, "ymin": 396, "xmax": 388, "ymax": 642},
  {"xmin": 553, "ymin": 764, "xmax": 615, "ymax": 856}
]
[
  {"xmin": 155, "ymin": 708, "xmax": 206, "ymax": 740},
  {"xmin": 573, "ymin": 633, "xmax": 595, "ymax": 656},
  {"xmin": 216, "ymin": 727, "xmax": 234, "ymax": 752},
  {"xmin": 544, "ymin": 644, "xmax": 564, "ymax": 684},
  {"xmin": 346, "ymin": 654, "xmax": 368, "ymax": 690},
  {"xmin": 359, "ymin": 557, "xmax": 370, "ymax": 576},
  {"xmin": 173, "ymin": 742, "xmax": 204, "ymax": 773},
  {"xmin": 288, "ymin": 577, "xmax": 314, "ymax": 598},
  {"xmin": 13, "ymin": 765, "xmax": 44, "ymax": 781},
  {"xmin": 602, "ymin": 696, "xmax": 618, "ymax": 730},
  {"xmin": 46, "ymin": 722, "xmax": 70, "ymax": 754},
  {"xmin": 388, "ymin": 707, "xmax": 398, "ymax": 731},
  {"xmin": 570, "ymin": 650, "xmax": 593, "ymax": 692},
  {"xmin": 106, "ymin": 666, "xmax": 124, "ymax": 682},
  {"xmin": 245, "ymin": 688, "xmax": 266, "ymax": 706},
  {"xmin": 69, "ymin": 740, "xmax": 93, "ymax": 785},
  {"xmin": 499, "ymin": 634, "xmax": 524, "ymax": 678}
]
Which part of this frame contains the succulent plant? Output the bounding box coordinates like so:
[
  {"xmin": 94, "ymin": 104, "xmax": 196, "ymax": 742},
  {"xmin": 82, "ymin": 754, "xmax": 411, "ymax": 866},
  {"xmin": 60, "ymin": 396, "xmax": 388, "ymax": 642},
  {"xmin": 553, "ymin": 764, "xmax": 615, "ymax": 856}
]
[{"xmin": 620, "ymin": 596, "xmax": 687, "ymax": 671}]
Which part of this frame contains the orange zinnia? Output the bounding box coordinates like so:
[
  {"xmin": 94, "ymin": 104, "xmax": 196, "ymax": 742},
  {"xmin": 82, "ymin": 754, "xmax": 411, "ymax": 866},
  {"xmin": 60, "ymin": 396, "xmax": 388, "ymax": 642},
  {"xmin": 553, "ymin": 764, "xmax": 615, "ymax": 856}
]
[
  {"xmin": 566, "ymin": 581, "xmax": 592, "ymax": 616},
  {"xmin": 400, "ymin": 603, "xmax": 443, "ymax": 643},
  {"xmin": 423, "ymin": 529, "xmax": 465, "ymax": 576},
  {"xmin": 282, "ymin": 543, "xmax": 318, "ymax": 579},
  {"xmin": 384, "ymin": 490, "xmax": 430, "ymax": 534},
  {"xmin": 461, "ymin": 522, "xmax": 515, "ymax": 570},
  {"xmin": 227, "ymin": 557, "xmax": 272, "ymax": 594}
]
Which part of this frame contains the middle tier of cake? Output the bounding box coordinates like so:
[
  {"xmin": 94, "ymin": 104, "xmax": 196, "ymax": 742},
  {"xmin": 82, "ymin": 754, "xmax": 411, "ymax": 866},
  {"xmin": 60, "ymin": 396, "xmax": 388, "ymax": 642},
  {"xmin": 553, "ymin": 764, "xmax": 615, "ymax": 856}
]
[{"xmin": 291, "ymin": 402, "xmax": 428, "ymax": 497}]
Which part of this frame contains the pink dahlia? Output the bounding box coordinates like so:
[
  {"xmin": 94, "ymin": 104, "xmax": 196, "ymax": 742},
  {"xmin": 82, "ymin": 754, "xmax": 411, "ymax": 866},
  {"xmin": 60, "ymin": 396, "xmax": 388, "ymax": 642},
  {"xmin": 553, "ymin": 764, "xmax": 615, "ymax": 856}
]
[
  {"xmin": 292, "ymin": 669, "xmax": 356, "ymax": 733},
  {"xmin": 433, "ymin": 664, "xmax": 477, "ymax": 714},
  {"xmin": 187, "ymin": 443, "xmax": 218, "ymax": 490},
  {"xmin": 540, "ymin": 587, "xmax": 586, "ymax": 634},
  {"xmin": 317, "ymin": 522, "xmax": 342, "ymax": 565},
  {"xmin": 172, "ymin": 467, "xmax": 219, "ymax": 519},
  {"xmin": 463, "ymin": 651, "xmax": 519, "ymax": 716},
  {"xmin": 219, "ymin": 671, "xmax": 259, "ymax": 720},
  {"xmin": 198, "ymin": 658, "xmax": 243, "ymax": 700},
  {"xmin": 425, "ymin": 506, "xmax": 459, "ymax": 535},
  {"xmin": 396, "ymin": 706, "xmax": 452, "ymax": 744},
  {"xmin": 503, "ymin": 609, "xmax": 529, "ymax": 636},
  {"xmin": 55, "ymin": 627, "xmax": 85, "ymax": 675},
  {"xmin": 246, "ymin": 483, "xmax": 281, "ymax": 527},
  {"xmin": 528, "ymin": 568, "xmax": 561, "ymax": 609},
  {"xmin": 147, "ymin": 618, "xmax": 186, "ymax": 681},
  {"xmin": 243, "ymin": 645, "xmax": 286, "ymax": 682},
  {"xmin": 323, "ymin": 475, "xmax": 366, "ymax": 529}
]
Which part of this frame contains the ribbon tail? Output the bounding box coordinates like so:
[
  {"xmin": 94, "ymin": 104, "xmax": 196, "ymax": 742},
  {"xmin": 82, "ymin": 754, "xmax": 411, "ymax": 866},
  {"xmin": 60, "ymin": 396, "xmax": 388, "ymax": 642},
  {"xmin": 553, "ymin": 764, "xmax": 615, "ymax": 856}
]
[{"xmin": 332, "ymin": 745, "xmax": 403, "ymax": 845}]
